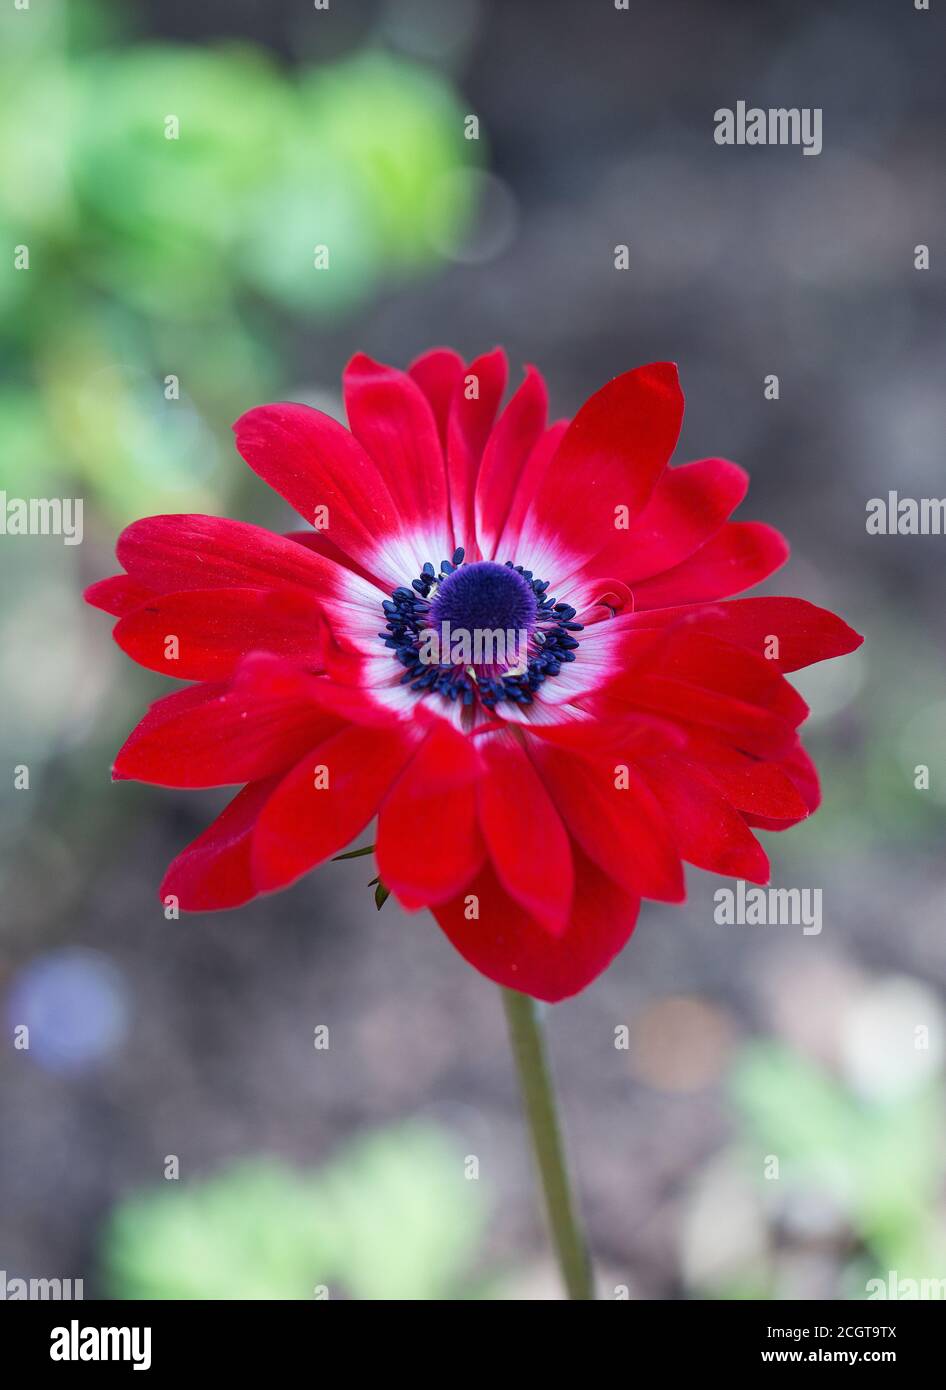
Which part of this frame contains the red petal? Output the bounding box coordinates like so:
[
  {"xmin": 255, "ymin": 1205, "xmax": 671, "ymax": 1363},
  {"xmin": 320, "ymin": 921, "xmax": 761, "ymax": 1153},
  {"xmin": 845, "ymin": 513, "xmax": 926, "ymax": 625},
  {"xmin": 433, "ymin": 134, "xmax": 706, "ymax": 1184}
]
[
  {"xmin": 160, "ymin": 777, "xmax": 281, "ymax": 911},
  {"xmin": 343, "ymin": 354, "xmax": 449, "ymax": 547},
  {"xmin": 117, "ymin": 514, "xmax": 343, "ymax": 595},
  {"xmin": 114, "ymin": 586, "xmax": 325, "ymax": 681},
  {"xmin": 681, "ymin": 735, "xmax": 811, "ymax": 821},
  {"xmin": 743, "ymin": 738, "xmax": 821, "ymax": 829},
  {"xmin": 446, "ymin": 347, "xmax": 507, "ymax": 549},
  {"xmin": 408, "ymin": 347, "xmax": 465, "ymax": 451},
  {"xmin": 620, "ymin": 596, "xmax": 863, "ymax": 672},
  {"xmin": 530, "ymin": 741, "xmax": 685, "ymax": 902},
  {"xmin": 476, "ymin": 731, "xmax": 573, "ymax": 934},
  {"xmin": 637, "ymin": 754, "xmax": 771, "ymax": 883},
  {"xmin": 253, "ymin": 721, "xmax": 416, "ymax": 893},
  {"xmin": 393, "ymin": 718, "xmax": 481, "ymax": 794},
  {"xmin": 525, "ymin": 710, "xmax": 685, "ymax": 758},
  {"xmin": 285, "ymin": 529, "xmax": 386, "ymax": 588},
  {"xmin": 84, "ymin": 574, "xmax": 154, "ymax": 617},
  {"xmin": 233, "ymin": 403, "xmax": 409, "ymax": 586},
  {"xmin": 632, "ymin": 521, "xmax": 789, "ymax": 608},
  {"xmin": 474, "ymin": 366, "xmax": 548, "ymax": 558},
  {"xmin": 431, "ymin": 849, "xmax": 640, "ymax": 1002},
  {"xmin": 521, "ymin": 362, "xmax": 684, "ymax": 574},
  {"xmin": 498, "ymin": 420, "xmax": 569, "ymax": 556},
  {"xmin": 377, "ymin": 725, "xmax": 485, "ymax": 908},
  {"xmin": 616, "ymin": 675, "xmax": 796, "ymax": 757},
  {"xmin": 656, "ymin": 630, "xmax": 809, "ymax": 727},
  {"xmin": 580, "ymin": 457, "xmax": 749, "ymax": 584},
  {"xmin": 113, "ymin": 656, "xmax": 342, "ymax": 788}
]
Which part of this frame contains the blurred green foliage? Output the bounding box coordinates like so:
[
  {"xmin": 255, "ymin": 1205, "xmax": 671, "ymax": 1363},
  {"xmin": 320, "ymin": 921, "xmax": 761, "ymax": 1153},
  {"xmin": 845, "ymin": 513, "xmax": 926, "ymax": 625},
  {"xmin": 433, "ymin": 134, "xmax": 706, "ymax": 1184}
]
[
  {"xmin": 101, "ymin": 1124, "xmax": 486, "ymax": 1300},
  {"xmin": 0, "ymin": 0, "xmax": 477, "ymax": 519},
  {"xmin": 714, "ymin": 1042, "xmax": 946, "ymax": 1298}
]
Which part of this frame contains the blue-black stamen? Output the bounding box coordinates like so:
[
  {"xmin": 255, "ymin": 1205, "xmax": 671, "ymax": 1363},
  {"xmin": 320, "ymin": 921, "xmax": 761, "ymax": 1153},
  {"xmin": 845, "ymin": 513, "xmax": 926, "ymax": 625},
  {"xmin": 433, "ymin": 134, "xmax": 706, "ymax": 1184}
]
[{"xmin": 377, "ymin": 550, "xmax": 583, "ymax": 711}]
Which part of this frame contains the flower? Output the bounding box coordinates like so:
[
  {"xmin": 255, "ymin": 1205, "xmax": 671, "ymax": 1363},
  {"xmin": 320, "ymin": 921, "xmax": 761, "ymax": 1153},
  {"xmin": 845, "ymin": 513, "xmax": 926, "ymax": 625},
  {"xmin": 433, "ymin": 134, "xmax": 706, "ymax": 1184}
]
[{"xmin": 86, "ymin": 351, "xmax": 862, "ymax": 1002}]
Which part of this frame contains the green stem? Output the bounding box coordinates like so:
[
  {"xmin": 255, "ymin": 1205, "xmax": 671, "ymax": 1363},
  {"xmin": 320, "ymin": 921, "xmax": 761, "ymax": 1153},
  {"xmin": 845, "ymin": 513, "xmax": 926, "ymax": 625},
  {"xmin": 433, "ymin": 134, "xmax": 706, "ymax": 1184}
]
[{"xmin": 501, "ymin": 987, "xmax": 595, "ymax": 1300}]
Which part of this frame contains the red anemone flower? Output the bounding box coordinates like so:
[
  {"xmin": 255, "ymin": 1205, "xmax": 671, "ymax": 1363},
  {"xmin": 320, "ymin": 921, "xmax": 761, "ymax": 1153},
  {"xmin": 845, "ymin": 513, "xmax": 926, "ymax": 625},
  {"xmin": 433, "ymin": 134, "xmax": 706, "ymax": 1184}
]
[{"xmin": 86, "ymin": 351, "xmax": 862, "ymax": 1002}]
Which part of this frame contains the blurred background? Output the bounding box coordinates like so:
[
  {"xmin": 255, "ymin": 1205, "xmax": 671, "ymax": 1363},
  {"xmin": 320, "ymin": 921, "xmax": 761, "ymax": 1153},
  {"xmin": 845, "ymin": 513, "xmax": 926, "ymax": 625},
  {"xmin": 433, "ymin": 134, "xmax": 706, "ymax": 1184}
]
[{"xmin": 1, "ymin": 0, "xmax": 944, "ymax": 1300}]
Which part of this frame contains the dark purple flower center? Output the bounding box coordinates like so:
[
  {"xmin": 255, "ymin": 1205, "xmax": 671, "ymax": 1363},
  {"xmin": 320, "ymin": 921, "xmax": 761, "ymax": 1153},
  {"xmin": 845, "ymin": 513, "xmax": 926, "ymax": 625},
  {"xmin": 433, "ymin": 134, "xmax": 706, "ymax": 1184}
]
[
  {"xmin": 428, "ymin": 560, "xmax": 538, "ymax": 635},
  {"xmin": 378, "ymin": 549, "xmax": 583, "ymax": 709}
]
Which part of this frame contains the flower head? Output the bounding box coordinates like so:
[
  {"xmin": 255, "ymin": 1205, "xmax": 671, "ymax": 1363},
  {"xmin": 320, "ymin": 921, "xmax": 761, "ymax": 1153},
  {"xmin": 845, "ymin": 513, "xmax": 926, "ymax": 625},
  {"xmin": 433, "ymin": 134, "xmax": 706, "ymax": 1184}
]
[{"xmin": 86, "ymin": 350, "xmax": 862, "ymax": 1001}]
